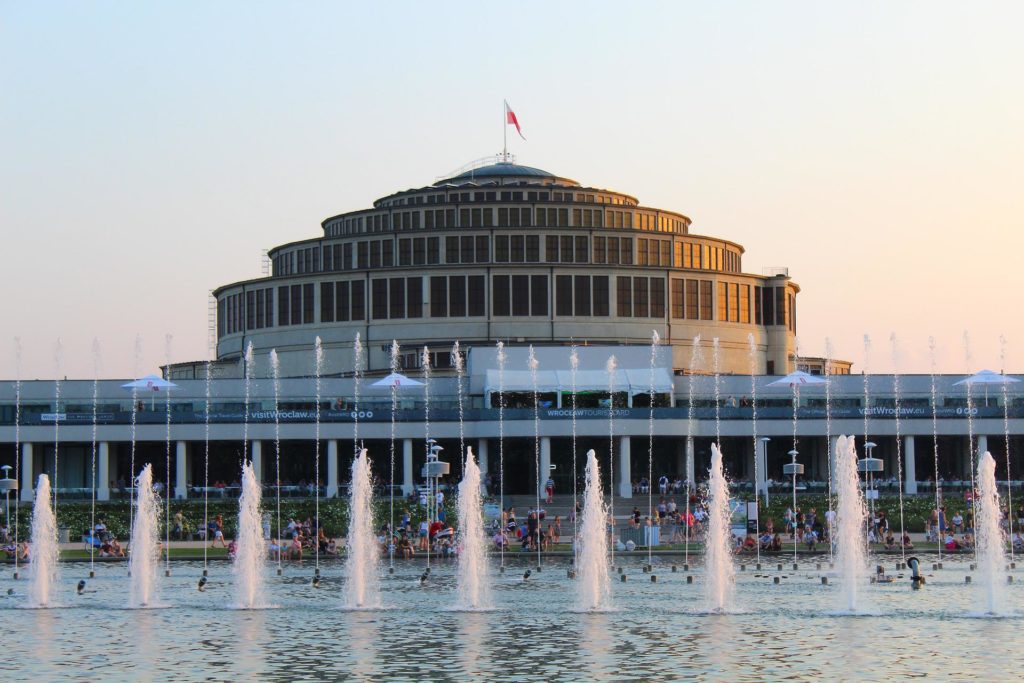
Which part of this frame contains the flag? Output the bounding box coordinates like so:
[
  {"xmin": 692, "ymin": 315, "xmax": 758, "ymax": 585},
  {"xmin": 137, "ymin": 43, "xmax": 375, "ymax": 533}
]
[{"xmin": 505, "ymin": 100, "xmax": 525, "ymax": 140}]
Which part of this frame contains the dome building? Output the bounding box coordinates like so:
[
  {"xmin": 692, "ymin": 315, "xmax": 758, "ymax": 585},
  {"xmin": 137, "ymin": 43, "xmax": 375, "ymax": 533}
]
[{"xmin": 198, "ymin": 157, "xmax": 805, "ymax": 379}]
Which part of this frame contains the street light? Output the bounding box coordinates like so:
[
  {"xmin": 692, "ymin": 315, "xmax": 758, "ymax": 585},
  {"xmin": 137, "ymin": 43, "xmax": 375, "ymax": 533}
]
[
  {"xmin": 859, "ymin": 441, "xmax": 883, "ymax": 541},
  {"xmin": 0, "ymin": 465, "xmax": 17, "ymax": 544},
  {"xmin": 783, "ymin": 449, "xmax": 804, "ymax": 564}
]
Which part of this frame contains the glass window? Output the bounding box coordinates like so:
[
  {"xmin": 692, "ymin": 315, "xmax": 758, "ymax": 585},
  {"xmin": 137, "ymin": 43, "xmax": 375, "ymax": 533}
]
[
  {"xmin": 343, "ymin": 243, "xmax": 353, "ymax": 270},
  {"xmin": 427, "ymin": 236, "xmax": 440, "ymax": 264},
  {"xmin": 671, "ymin": 279, "xmax": 684, "ymax": 318},
  {"xmin": 729, "ymin": 282, "xmax": 739, "ymax": 322},
  {"xmin": 407, "ymin": 277, "xmax": 422, "ymax": 318},
  {"xmin": 593, "ymin": 276, "xmax": 609, "ymax": 316},
  {"xmin": 718, "ymin": 282, "xmax": 728, "ymax": 321},
  {"xmin": 336, "ymin": 281, "xmax": 350, "ymax": 321},
  {"xmin": 617, "ymin": 277, "xmax": 632, "ymax": 317},
  {"xmin": 638, "ymin": 238, "xmax": 649, "ymax": 266},
  {"xmin": 303, "ymin": 283, "xmax": 314, "ymax": 324},
  {"xmin": 321, "ymin": 283, "xmax": 334, "ymax": 323},
  {"xmin": 621, "ymin": 237, "xmax": 633, "ymax": 265},
  {"xmin": 575, "ymin": 236, "xmax": 588, "ymax": 263},
  {"xmin": 389, "ymin": 277, "xmax": 405, "ymax": 319},
  {"xmin": 475, "ymin": 235, "xmax": 489, "ymax": 263},
  {"xmin": 357, "ymin": 242, "xmax": 368, "ymax": 269},
  {"xmin": 556, "ymin": 275, "xmax": 572, "ymax": 316},
  {"xmin": 246, "ymin": 291, "xmax": 256, "ymax": 330},
  {"xmin": 370, "ymin": 241, "xmax": 381, "ymax": 268},
  {"xmin": 594, "ymin": 236, "xmax": 606, "ymax": 263},
  {"xmin": 430, "ymin": 276, "xmax": 447, "ymax": 317},
  {"xmin": 468, "ymin": 275, "xmax": 485, "ymax": 316},
  {"xmin": 574, "ymin": 275, "xmax": 591, "ymax": 316},
  {"xmin": 775, "ymin": 287, "xmax": 786, "ymax": 326},
  {"xmin": 560, "ymin": 235, "xmax": 574, "ymax": 263},
  {"xmin": 495, "ymin": 235, "xmax": 509, "ymax": 262},
  {"xmin": 511, "ymin": 274, "xmax": 529, "ymax": 316},
  {"xmin": 382, "ymin": 240, "xmax": 394, "ymax": 267},
  {"xmin": 290, "ymin": 285, "xmax": 302, "ymax": 325},
  {"xmin": 686, "ymin": 279, "xmax": 698, "ymax": 319},
  {"xmin": 699, "ymin": 280, "xmax": 713, "ymax": 320},
  {"xmin": 492, "ymin": 275, "xmax": 510, "ymax": 316},
  {"xmin": 413, "ymin": 237, "xmax": 425, "ymax": 266},
  {"xmin": 545, "ymin": 235, "xmax": 559, "ymax": 262},
  {"xmin": 526, "ymin": 235, "xmax": 540, "ymax": 262},
  {"xmin": 740, "ymin": 284, "xmax": 750, "ymax": 324},
  {"xmin": 511, "ymin": 235, "xmax": 525, "ymax": 262},
  {"xmin": 446, "ymin": 236, "xmax": 459, "ymax": 264},
  {"xmin": 608, "ymin": 237, "xmax": 620, "ymax": 265},
  {"xmin": 461, "ymin": 236, "xmax": 474, "ymax": 264},
  {"xmin": 498, "ymin": 207, "xmax": 509, "ymax": 227},
  {"xmin": 633, "ymin": 277, "xmax": 649, "ymax": 317},
  {"xmin": 660, "ymin": 241, "xmax": 671, "ymax": 267},
  {"xmin": 399, "ymin": 239, "xmax": 412, "ymax": 266},
  {"xmin": 754, "ymin": 285, "xmax": 762, "ymax": 324},
  {"xmin": 531, "ymin": 274, "xmax": 548, "ymax": 316},
  {"xmin": 351, "ymin": 280, "xmax": 365, "ymax": 320},
  {"xmin": 372, "ymin": 279, "xmax": 388, "ymax": 319},
  {"xmin": 450, "ymin": 276, "xmax": 467, "ymax": 317}
]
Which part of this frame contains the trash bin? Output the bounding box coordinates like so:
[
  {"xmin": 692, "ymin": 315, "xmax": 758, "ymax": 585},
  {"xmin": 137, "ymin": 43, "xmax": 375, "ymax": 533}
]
[{"xmin": 58, "ymin": 526, "xmax": 70, "ymax": 544}]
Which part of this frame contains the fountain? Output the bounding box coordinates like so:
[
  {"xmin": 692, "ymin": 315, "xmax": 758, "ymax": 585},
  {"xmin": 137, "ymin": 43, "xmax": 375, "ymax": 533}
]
[
  {"xmin": 128, "ymin": 465, "xmax": 161, "ymax": 608},
  {"xmin": 577, "ymin": 449, "xmax": 611, "ymax": 611},
  {"xmin": 455, "ymin": 446, "xmax": 490, "ymax": 610},
  {"xmin": 834, "ymin": 435, "xmax": 867, "ymax": 613},
  {"xmin": 269, "ymin": 349, "xmax": 282, "ymax": 575},
  {"xmin": 975, "ymin": 451, "xmax": 1009, "ymax": 615},
  {"xmin": 27, "ymin": 474, "xmax": 59, "ymax": 608},
  {"xmin": 234, "ymin": 461, "xmax": 266, "ymax": 609},
  {"xmin": 344, "ymin": 448, "xmax": 380, "ymax": 609},
  {"xmin": 703, "ymin": 443, "xmax": 735, "ymax": 613}
]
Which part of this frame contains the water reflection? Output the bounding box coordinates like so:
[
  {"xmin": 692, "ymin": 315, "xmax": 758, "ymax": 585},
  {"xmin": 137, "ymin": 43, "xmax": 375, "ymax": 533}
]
[
  {"xmin": 458, "ymin": 611, "xmax": 489, "ymax": 678},
  {"xmin": 348, "ymin": 611, "xmax": 379, "ymax": 680}
]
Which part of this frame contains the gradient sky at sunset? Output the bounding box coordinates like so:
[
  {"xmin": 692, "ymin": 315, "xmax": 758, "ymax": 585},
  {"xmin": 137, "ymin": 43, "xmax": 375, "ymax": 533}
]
[{"xmin": 2, "ymin": 2, "xmax": 1022, "ymax": 378}]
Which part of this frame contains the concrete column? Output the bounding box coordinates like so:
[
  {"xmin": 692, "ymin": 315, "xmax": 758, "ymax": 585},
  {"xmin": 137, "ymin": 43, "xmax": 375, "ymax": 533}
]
[
  {"xmin": 964, "ymin": 436, "xmax": 974, "ymax": 478},
  {"xmin": 686, "ymin": 438, "xmax": 695, "ymax": 485},
  {"xmin": 904, "ymin": 435, "xmax": 917, "ymax": 494},
  {"xmin": 402, "ymin": 438, "xmax": 414, "ymax": 495},
  {"xmin": 174, "ymin": 441, "xmax": 188, "ymax": 499},
  {"xmin": 539, "ymin": 437, "xmax": 551, "ymax": 499},
  {"xmin": 618, "ymin": 435, "xmax": 632, "ymax": 498},
  {"xmin": 977, "ymin": 435, "xmax": 988, "ymax": 459},
  {"xmin": 675, "ymin": 439, "xmax": 686, "ymax": 479},
  {"xmin": 20, "ymin": 443, "xmax": 33, "ymax": 502},
  {"xmin": 829, "ymin": 436, "xmax": 839, "ymax": 488},
  {"xmin": 98, "ymin": 442, "xmax": 110, "ymax": 501},
  {"xmin": 251, "ymin": 440, "xmax": 263, "ymax": 483},
  {"xmin": 326, "ymin": 439, "xmax": 339, "ymax": 498}
]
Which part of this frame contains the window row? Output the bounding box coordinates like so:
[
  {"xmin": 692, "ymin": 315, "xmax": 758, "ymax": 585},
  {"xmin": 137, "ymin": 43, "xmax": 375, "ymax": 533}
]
[{"xmin": 220, "ymin": 277, "xmax": 794, "ymax": 336}]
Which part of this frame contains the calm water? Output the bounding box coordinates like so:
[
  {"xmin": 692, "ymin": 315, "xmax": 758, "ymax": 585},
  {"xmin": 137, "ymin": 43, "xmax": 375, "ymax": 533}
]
[{"xmin": 2, "ymin": 554, "xmax": 1022, "ymax": 682}]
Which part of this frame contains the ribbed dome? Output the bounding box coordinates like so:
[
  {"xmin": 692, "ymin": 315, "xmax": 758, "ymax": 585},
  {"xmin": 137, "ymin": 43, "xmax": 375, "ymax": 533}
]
[{"xmin": 447, "ymin": 162, "xmax": 555, "ymax": 180}]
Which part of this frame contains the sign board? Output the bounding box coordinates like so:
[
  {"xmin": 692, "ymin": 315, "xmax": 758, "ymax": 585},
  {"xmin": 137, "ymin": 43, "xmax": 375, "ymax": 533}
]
[{"xmin": 865, "ymin": 489, "xmax": 879, "ymax": 500}]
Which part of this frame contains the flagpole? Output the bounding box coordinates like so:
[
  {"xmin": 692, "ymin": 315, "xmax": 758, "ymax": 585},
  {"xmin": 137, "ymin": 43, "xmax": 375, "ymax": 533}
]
[{"xmin": 502, "ymin": 100, "xmax": 507, "ymax": 162}]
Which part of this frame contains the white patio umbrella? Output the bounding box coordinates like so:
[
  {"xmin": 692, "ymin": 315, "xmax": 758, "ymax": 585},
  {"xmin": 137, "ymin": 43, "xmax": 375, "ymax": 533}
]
[
  {"xmin": 370, "ymin": 372, "xmax": 424, "ymax": 388},
  {"xmin": 767, "ymin": 370, "xmax": 830, "ymax": 388},
  {"xmin": 121, "ymin": 374, "xmax": 178, "ymax": 409}
]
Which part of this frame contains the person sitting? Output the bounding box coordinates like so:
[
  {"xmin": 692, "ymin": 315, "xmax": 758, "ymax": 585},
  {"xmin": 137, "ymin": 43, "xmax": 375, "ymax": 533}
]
[
  {"xmin": 742, "ymin": 534, "xmax": 757, "ymax": 552},
  {"xmin": 770, "ymin": 533, "xmax": 782, "ymax": 552},
  {"xmin": 493, "ymin": 530, "xmax": 509, "ymax": 550},
  {"xmin": 1013, "ymin": 531, "xmax": 1024, "ymax": 552},
  {"xmin": 804, "ymin": 528, "xmax": 818, "ymax": 551},
  {"xmin": 944, "ymin": 533, "xmax": 959, "ymax": 551},
  {"xmin": 227, "ymin": 539, "xmax": 238, "ymax": 559},
  {"xmin": 884, "ymin": 530, "xmax": 896, "ymax": 550},
  {"xmin": 901, "ymin": 532, "xmax": 914, "ymax": 550},
  {"xmin": 326, "ymin": 538, "xmax": 338, "ymax": 556},
  {"xmin": 759, "ymin": 532, "xmax": 773, "ymax": 551},
  {"xmin": 109, "ymin": 538, "xmax": 125, "ymax": 557},
  {"xmin": 288, "ymin": 535, "xmax": 303, "ymax": 560}
]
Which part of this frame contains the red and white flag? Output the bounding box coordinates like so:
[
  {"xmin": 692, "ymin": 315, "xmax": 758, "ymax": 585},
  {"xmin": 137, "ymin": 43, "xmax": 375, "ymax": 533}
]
[{"xmin": 505, "ymin": 100, "xmax": 525, "ymax": 140}]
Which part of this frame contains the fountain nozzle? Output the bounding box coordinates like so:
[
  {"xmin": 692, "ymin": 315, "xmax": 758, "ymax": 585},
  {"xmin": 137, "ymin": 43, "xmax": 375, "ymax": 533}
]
[
  {"xmin": 312, "ymin": 575, "xmax": 321, "ymax": 588},
  {"xmin": 419, "ymin": 572, "xmax": 428, "ymax": 584},
  {"xmin": 907, "ymin": 556, "xmax": 924, "ymax": 589},
  {"xmin": 197, "ymin": 576, "xmax": 208, "ymax": 592},
  {"xmin": 77, "ymin": 580, "xmax": 86, "ymax": 595},
  {"xmin": 523, "ymin": 569, "xmax": 532, "ymax": 581}
]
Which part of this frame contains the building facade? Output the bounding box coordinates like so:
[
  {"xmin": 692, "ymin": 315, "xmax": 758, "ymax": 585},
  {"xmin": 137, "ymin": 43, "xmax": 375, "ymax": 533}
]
[{"xmin": 203, "ymin": 158, "xmax": 802, "ymax": 379}]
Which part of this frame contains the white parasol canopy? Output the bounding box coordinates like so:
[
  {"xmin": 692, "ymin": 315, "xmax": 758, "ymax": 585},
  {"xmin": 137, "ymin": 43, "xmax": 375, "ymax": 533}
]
[
  {"xmin": 953, "ymin": 369, "xmax": 1021, "ymax": 386},
  {"xmin": 370, "ymin": 372, "xmax": 424, "ymax": 388},
  {"xmin": 121, "ymin": 374, "xmax": 178, "ymax": 392},
  {"xmin": 767, "ymin": 370, "xmax": 829, "ymax": 388}
]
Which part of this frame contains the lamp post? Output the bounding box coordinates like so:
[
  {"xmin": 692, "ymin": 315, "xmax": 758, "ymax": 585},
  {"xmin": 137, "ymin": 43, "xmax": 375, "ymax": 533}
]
[
  {"xmin": 859, "ymin": 442, "xmax": 883, "ymax": 543},
  {"xmin": 0, "ymin": 465, "xmax": 16, "ymax": 543},
  {"xmin": 783, "ymin": 449, "xmax": 804, "ymax": 564}
]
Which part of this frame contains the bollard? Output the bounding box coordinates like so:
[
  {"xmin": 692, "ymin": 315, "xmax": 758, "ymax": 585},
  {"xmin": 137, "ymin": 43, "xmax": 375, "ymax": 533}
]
[
  {"xmin": 740, "ymin": 565, "xmax": 746, "ymax": 572},
  {"xmin": 876, "ymin": 565, "xmax": 883, "ymax": 574},
  {"xmin": 821, "ymin": 576, "xmax": 828, "ymax": 585},
  {"xmin": 165, "ymin": 569, "xmax": 171, "ymax": 577},
  {"xmin": 793, "ymin": 563, "xmax": 799, "ymax": 571},
  {"xmin": 756, "ymin": 563, "xmax": 762, "ymax": 571},
  {"xmin": 621, "ymin": 574, "xmax": 627, "ymax": 583},
  {"xmin": 499, "ymin": 565, "xmax": 505, "ymax": 573},
  {"xmin": 773, "ymin": 576, "xmax": 780, "ymax": 584},
  {"xmin": 937, "ymin": 562, "xmax": 943, "ymax": 569},
  {"xmin": 1009, "ymin": 576, "xmax": 1015, "ymax": 585},
  {"xmin": 683, "ymin": 563, "xmax": 690, "ymax": 571},
  {"xmin": 671, "ymin": 565, "xmax": 678, "ymax": 573},
  {"xmin": 651, "ymin": 575, "xmax": 658, "ymax": 583},
  {"xmin": 1011, "ymin": 562, "xmax": 1016, "ymax": 570},
  {"xmin": 203, "ymin": 568, "xmax": 209, "ymax": 577},
  {"xmin": 777, "ymin": 564, "xmax": 783, "ymax": 571},
  {"xmin": 829, "ymin": 562, "xmax": 835, "ymax": 569},
  {"xmin": 965, "ymin": 576, "xmax": 972, "ymax": 584},
  {"xmin": 816, "ymin": 563, "xmax": 822, "ymax": 571},
  {"xmin": 686, "ymin": 575, "xmax": 693, "ymax": 584},
  {"xmin": 388, "ymin": 566, "xmax": 394, "ymax": 574},
  {"xmin": 12, "ymin": 571, "xmax": 19, "ymax": 580},
  {"xmin": 970, "ymin": 563, "xmax": 976, "ymax": 571},
  {"xmin": 315, "ymin": 567, "xmax": 321, "ymax": 577},
  {"xmin": 617, "ymin": 566, "xmax": 624, "ymax": 574},
  {"xmin": 89, "ymin": 570, "xmax": 95, "ymax": 579},
  {"xmin": 932, "ymin": 563, "xmax": 939, "ymax": 571},
  {"xmin": 277, "ymin": 567, "xmax": 282, "ymax": 576}
]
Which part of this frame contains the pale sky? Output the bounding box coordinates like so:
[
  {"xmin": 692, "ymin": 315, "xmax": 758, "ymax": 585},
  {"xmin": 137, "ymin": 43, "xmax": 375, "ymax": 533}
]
[{"xmin": 2, "ymin": 1, "xmax": 1022, "ymax": 379}]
